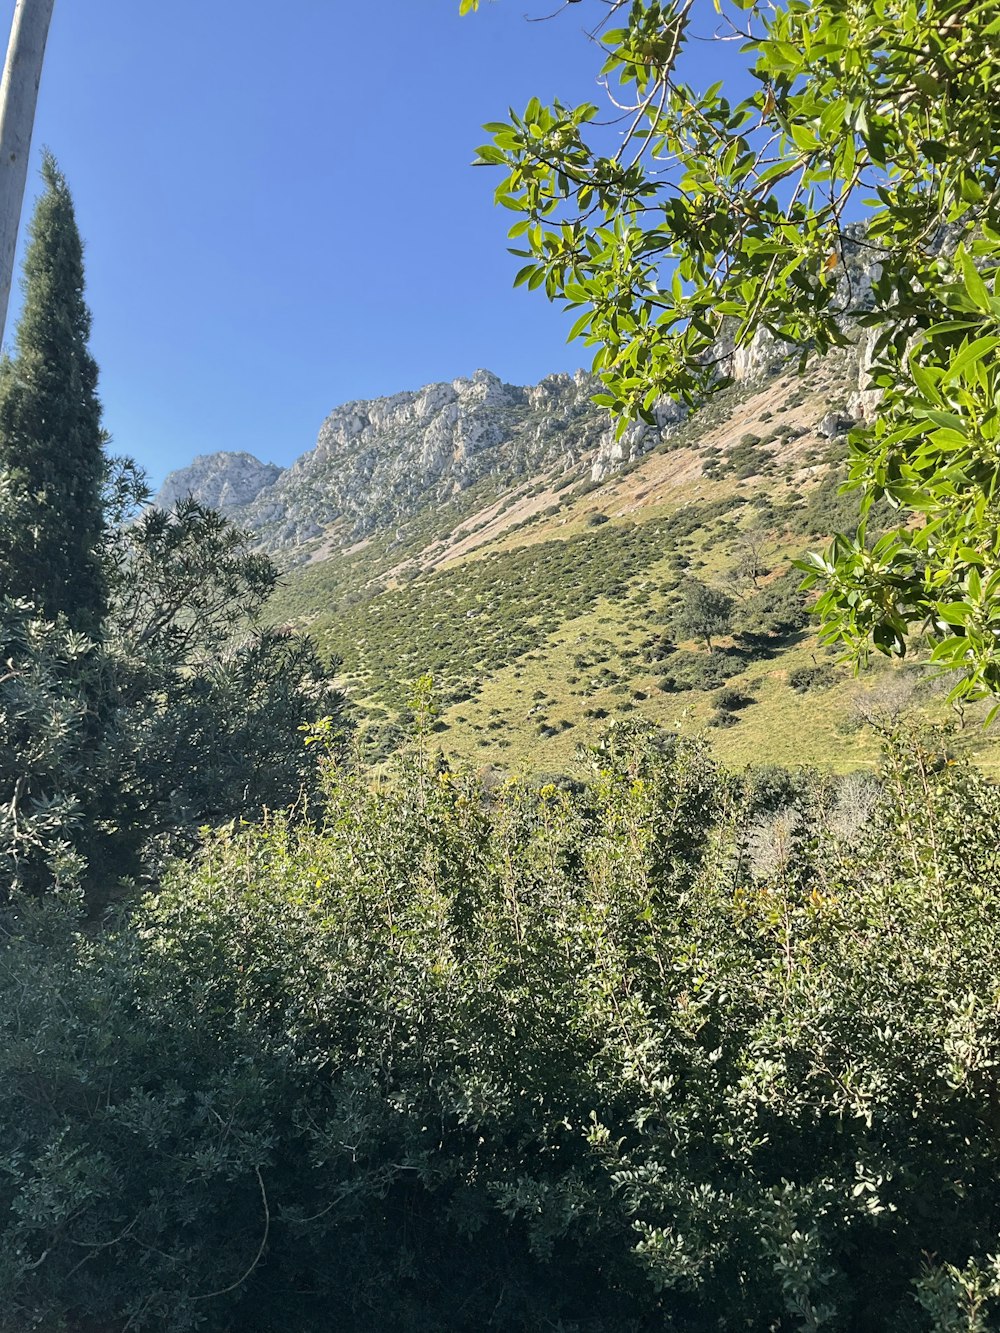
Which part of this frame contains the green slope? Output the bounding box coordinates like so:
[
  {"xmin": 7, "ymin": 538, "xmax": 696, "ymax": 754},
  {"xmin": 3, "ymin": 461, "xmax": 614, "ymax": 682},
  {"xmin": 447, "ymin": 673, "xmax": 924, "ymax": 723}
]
[{"xmin": 268, "ymin": 356, "xmax": 1000, "ymax": 775}]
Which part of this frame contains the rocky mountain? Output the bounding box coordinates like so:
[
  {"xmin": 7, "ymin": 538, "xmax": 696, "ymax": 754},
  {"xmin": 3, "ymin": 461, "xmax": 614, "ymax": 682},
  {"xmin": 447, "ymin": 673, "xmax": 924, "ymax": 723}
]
[
  {"xmin": 157, "ymin": 369, "xmax": 617, "ymax": 557},
  {"xmin": 155, "ymin": 271, "xmax": 882, "ymax": 568},
  {"xmin": 155, "ymin": 451, "xmax": 283, "ymax": 516},
  {"xmin": 159, "ymin": 346, "xmax": 826, "ymax": 562}
]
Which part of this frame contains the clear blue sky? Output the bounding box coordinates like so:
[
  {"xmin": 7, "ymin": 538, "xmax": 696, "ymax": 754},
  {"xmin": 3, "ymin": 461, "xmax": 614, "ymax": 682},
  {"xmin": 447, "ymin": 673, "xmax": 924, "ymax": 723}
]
[{"xmin": 5, "ymin": 0, "xmax": 745, "ymax": 487}]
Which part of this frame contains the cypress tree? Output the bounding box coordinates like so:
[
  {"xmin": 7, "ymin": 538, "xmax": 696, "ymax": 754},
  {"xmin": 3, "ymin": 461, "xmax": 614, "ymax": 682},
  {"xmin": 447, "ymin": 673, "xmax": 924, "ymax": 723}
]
[{"xmin": 0, "ymin": 151, "xmax": 107, "ymax": 636}]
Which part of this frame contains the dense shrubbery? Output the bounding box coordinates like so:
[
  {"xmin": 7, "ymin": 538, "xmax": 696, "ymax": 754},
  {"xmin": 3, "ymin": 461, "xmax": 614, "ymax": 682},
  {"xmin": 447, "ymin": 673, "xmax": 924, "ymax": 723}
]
[
  {"xmin": 3, "ymin": 721, "xmax": 1000, "ymax": 1332},
  {"xmin": 787, "ymin": 663, "xmax": 838, "ymax": 694},
  {"xmin": 0, "ymin": 599, "xmax": 108, "ymax": 892},
  {"xmin": 660, "ymin": 647, "xmax": 747, "ymax": 692},
  {"xmin": 318, "ymin": 519, "xmax": 677, "ymax": 717}
]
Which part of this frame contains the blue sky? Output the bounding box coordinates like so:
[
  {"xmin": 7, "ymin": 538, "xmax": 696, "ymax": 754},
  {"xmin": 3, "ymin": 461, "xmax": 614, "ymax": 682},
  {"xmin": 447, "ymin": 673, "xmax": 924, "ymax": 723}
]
[{"xmin": 5, "ymin": 1, "xmax": 745, "ymax": 487}]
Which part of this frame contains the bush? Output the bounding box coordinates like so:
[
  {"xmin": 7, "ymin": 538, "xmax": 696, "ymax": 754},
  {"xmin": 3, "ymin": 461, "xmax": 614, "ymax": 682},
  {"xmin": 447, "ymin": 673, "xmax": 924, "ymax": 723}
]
[
  {"xmin": 0, "ymin": 479, "xmax": 347, "ymax": 907},
  {"xmin": 668, "ymin": 648, "xmax": 745, "ymax": 690},
  {"xmin": 0, "ymin": 599, "xmax": 107, "ymax": 896},
  {"xmin": 707, "ymin": 708, "xmax": 740, "ymax": 726},
  {"xmin": 672, "ymin": 578, "xmax": 735, "ymax": 651},
  {"xmin": 787, "ymin": 663, "xmax": 838, "ymax": 693},
  {"xmin": 2, "ymin": 725, "xmax": 999, "ymax": 1330},
  {"xmin": 714, "ymin": 686, "xmax": 754, "ymax": 712}
]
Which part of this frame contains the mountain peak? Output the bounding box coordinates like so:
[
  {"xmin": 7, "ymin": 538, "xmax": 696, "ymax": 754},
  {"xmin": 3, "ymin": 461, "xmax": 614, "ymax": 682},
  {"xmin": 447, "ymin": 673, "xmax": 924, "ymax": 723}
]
[{"xmin": 154, "ymin": 451, "xmax": 283, "ymax": 515}]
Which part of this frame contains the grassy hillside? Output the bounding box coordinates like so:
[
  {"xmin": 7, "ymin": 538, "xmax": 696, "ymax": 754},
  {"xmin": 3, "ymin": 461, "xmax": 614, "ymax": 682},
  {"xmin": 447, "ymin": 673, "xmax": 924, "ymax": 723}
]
[{"xmin": 268, "ymin": 352, "xmax": 1000, "ymax": 776}]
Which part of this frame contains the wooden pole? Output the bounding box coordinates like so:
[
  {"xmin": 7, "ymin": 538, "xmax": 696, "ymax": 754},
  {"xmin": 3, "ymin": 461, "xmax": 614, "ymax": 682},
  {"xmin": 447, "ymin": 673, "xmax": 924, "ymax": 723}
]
[{"xmin": 0, "ymin": 0, "xmax": 55, "ymax": 345}]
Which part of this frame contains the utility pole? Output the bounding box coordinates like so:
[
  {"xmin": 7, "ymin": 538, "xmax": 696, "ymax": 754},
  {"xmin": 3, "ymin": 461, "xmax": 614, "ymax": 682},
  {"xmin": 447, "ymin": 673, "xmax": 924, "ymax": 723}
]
[{"xmin": 0, "ymin": 0, "xmax": 55, "ymax": 344}]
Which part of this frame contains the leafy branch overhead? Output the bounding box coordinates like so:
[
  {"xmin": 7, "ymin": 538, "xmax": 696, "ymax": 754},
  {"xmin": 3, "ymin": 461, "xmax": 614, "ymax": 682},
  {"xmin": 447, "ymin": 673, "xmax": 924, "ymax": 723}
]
[{"xmin": 464, "ymin": 0, "xmax": 1000, "ymax": 708}]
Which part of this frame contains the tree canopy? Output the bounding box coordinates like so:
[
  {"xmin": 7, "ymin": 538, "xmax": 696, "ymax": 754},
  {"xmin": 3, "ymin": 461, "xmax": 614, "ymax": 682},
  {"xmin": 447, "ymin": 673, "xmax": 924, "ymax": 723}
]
[
  {"xmin": 674, "ymin": 576, "xmax": 734, "ymax": 651},
  {"xmin": 0, "ymin": 166, "xmax": 348, "ymax": 906},
  {"xmin": 466, "ymin": 0, "xmax": 1000, "ymax": 712}
]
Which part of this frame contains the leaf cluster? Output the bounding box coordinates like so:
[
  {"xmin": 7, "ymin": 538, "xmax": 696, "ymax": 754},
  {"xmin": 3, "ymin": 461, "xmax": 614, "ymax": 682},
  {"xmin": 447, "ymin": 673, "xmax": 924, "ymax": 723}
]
[{"xmin": 470, "ymin": 0, "xmax": 1000, "ymax": 702}]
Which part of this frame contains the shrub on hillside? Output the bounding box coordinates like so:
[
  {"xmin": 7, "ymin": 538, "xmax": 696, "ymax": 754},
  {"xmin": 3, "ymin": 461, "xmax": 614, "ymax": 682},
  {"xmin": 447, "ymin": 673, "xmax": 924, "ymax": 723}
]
[
  {"xmin": 707, "ymin": 708, "xmax": 740, "ymax": 726},
  {"xmin": 787, "ymin": 663, "xmax": 838, "ymax": 693},
  {"xmin": 714, "ymin": 686, "xmax": 754, "ymax": 713},
  {"xmin": 672, "ymin": 579, "xmax": 735, "ymax": 652},
  {"xmin": 667, "ymin": 648, "xmax": 745, "ymax": 691}
]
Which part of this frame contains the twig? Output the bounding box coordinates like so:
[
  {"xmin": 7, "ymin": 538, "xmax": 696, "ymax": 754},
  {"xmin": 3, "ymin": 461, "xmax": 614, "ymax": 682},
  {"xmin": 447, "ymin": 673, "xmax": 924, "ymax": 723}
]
[{"xmin": 192, "ymin": 1165, "xmax": 270, "ymax": 1301}]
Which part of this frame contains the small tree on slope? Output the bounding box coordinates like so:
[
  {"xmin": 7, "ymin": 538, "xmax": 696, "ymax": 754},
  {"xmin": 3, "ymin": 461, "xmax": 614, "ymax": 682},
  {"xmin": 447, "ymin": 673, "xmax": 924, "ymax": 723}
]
[
  {"xmin": 0, "ymin": 151, "xmax": 106, "ymax": 637},
  {"xmin": 674, "ymin": 578, "xmax": 734, "ymax": 653}
]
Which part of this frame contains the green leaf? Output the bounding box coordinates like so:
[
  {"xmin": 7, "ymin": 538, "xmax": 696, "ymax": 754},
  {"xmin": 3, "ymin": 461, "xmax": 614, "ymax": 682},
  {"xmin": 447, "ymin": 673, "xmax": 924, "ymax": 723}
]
[
  {"xmin": 936, "ymin": 603, "xmax": 973, "ymax": 627},
  {"xmin": 943, "ymin": 336, "xmax": 1000, "ymax": 386},
  {"xmin": 959, "ymin": 248, "xmax": 992, "ymax": 314}
]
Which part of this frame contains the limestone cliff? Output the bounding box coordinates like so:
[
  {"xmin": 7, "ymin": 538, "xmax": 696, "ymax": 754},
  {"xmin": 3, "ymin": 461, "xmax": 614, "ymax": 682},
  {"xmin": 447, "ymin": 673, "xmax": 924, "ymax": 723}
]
[
  {"xmin": 154, "ymin": 451, "xmax": 283, "ymax": 515},
  {"xmin": 157, "ymin": 368, "xmax": 670, "ymax": 556}
]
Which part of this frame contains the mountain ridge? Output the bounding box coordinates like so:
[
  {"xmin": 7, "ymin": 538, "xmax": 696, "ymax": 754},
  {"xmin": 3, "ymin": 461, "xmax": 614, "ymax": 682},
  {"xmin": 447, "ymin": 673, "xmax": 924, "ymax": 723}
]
[
  {"xmin": 154, "ymin": 230, "xmax": 886, "ymax": 568},
  {"xmin": 154, "ymin": 325, "xmax": 826, "ymax": 565}
]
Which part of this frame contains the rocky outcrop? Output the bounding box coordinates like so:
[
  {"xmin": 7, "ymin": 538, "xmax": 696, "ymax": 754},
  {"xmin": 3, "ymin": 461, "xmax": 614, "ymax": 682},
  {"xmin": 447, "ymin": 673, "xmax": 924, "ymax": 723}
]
[
  {"xmin": 158, "ymin": 369, "xmax": 679, "ymax": 556},
  {"xmin": 714, "ymin": 322, "xmax": 790, "ymax": 384},
  {"xmin": 590, "ymin": 397, "xmax": 686, "ymax": 483},
  {"xmin": 154, "ymin": 225, "xmax": 887, "ymax": 558},
  {"xmin": 154, "ymin": 452, "xmax": 283, "ymax": 515},
  {"xmin": 711, "ymin": 223, "xmax": 884, "ymax": 405},
  {"xmin": 847, "ymin": 325, "xmax": 882, "ymax": 421}
]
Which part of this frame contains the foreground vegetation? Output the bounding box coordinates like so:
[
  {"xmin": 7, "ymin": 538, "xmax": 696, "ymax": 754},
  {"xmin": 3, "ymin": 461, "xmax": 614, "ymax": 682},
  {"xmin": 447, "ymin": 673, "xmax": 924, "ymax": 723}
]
[
  {"xmin": 1, "ymin": 2, "xmax": 999, "ymax": 1328},
  {"xmin": 3, "ymin": 721, "xmax": 1000, "ymax": 1331}
]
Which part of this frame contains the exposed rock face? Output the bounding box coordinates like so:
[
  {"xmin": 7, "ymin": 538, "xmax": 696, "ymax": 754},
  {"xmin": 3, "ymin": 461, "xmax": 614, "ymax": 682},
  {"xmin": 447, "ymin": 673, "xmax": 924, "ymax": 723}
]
[
  {"xmin": 154, "ymin": 225, "xmax": 889, "ymax": 559},
  {"xmin": 157, "ymin": 369, "xmax": 691, "ymax": 557},
  {"xmin": 714, "ymin": 322, "xmax": 790, "ymax": 384},
  {"xmin": 590, "ymin": 397, "xmax": 686, "ymax": 483},
  {"xmin": 238, "ymin": 368, "xmax": 615, "ymax": 551},
  {"xmin": 848, "ymin": 325, "xmax": 882, "ymax": 421},
  {"xmin": 154, "ymin": 452, "xmax": 283, "ymax": 515}
]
